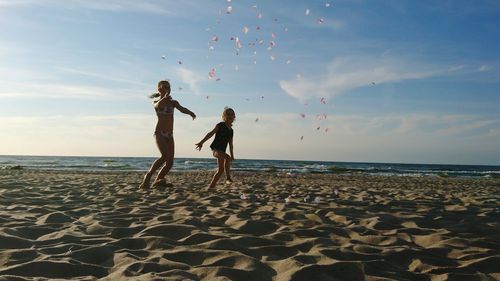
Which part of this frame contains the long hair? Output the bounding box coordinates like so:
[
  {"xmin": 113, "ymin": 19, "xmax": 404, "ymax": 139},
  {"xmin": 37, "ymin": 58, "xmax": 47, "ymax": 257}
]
[{"xmin": 149, "ymin": 80, "xmax": 170, "ymax": 98}]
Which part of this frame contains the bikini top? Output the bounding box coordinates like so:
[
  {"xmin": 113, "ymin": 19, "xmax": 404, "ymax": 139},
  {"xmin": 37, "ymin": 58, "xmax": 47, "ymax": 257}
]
[{"xmin": 154, "ymin": 100, "xmax": 175, "ymax": 116}]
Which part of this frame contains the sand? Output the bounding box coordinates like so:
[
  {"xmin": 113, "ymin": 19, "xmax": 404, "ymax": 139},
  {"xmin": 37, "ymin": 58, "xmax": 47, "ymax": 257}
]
[{"xmin": 0, "ymin": 169, "xmax": 499, "ymax": 281}]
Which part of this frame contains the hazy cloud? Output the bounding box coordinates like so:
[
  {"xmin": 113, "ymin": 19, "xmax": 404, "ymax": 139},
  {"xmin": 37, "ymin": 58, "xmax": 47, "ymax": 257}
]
[
  {"xmin": 279, "ymin": 56, "xmax": 459, "ymax": 101},
  {"xmin": 176, "ymin": 67, "xmax": 205, "ymax": 95}
]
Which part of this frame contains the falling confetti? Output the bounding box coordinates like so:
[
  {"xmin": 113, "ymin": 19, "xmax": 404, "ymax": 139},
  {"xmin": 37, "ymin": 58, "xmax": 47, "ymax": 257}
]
[
  {"xmin": 206, "ymin": 95, "xmax": 210, "ymax": 99},
  {"xmin": 270, "ymin": 55, "xmax": 276, "ymax": 61},
  {"xmin": 208, "ymin": 68, "xmax": 217, "ymax": 79},
  {"xmin": 226, "ymin": 6, "xmax": 233, "ymax": 14},
  {"xmin": 316, "ymin": 113, "xmax": 328, "ymax": 120},
  {"xmin": 257, "ymin": 12, "xmax": 263, "ymax": 19},
  {"xmin": 326, "ymin": 2, "xmax": 331, "ymax": 7},
  {"xmin": 211, "ymin": 35, "xmax": 219, "ymax": 42},
  {"xmin": 325, "ymin": 128, "xmax": 330, "ymax": 133},
  {"xmin": 234, "ymin": 64, "xmax": 240, "ymax": 71},
  {"xmin": 178, "ymin": 87, "xmax": 183, "ymax": 91},
  {"xmin": 271, "ymin": 32, "xmax": 277, "ymax": 39},
  {"xmin": 235, "ymin": 37, "xmax": 242, "ymax": 49},
  {"xmin": 216, "ymin": 78, "xmax": 221, "ymax": 81},
  {"xmin": 255, "ymin": 118, "xmax": 259, "ymax": 122},
  {"xmin": 268, "ymin": 40, "xmax": 276, "ymax": 50},
  {"xmin": 161, "ymin": 55, "xmax": 166, "ymax": 59},
  {"xmin": 317, "ymin": 18, "xmax": 325, "ymax": 24},
  {"xmin": 371, "ymin": 81, "xmax": 376, "ymax": 85},
  {"xmin": 305, "ymin": 9, "xmax": 310, "ymax": 16},
  {"xmin": 178, "ymin": 60, "xmax": 182, "ymax": 64},
  {"xmin": 320, "ymin": 97, "xmax": 327, "ymax": 104},
  {"xmin": 333, "ymin": 188, "xmax": 339, "ymax": 197},
  {"xmin": 300, "ymin": 136, "xmax": 304, "ymax": 141},
  {"xmin": 300, "ymin": 113, "xmax": 306, "ymax": 118},
  {"xmin": 286, "ymin": 59, "xmax": 292, "ymax": 64},
  {"xmin": 316, "ymin": 126, "xmax": 321, "ymax": 130},
  {"xmin": 242, "ymin": 26, "xmax": 249, "ymax": 34}
]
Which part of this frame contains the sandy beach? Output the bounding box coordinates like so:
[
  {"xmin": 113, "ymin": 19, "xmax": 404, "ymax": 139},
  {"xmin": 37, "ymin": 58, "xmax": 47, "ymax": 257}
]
[{"xmin": 0, "ymin": 169, "xmax": 499, "ymax": 280}]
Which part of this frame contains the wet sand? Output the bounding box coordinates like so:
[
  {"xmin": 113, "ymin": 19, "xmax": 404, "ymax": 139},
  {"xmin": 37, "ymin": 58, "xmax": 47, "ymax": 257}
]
[{"xmin": 0, "ymin": 169, "xmax": 499, "ymax": 280}]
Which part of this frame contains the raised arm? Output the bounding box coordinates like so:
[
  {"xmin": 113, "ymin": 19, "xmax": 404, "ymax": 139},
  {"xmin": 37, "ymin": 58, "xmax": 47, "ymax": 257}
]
[
  {"xmin": 196, "ymin": 124, "xmax": 219, "ymax": 151},
  {"xmin": 173, "ymin": 100, "xmax": 196, "ymax": 120}
]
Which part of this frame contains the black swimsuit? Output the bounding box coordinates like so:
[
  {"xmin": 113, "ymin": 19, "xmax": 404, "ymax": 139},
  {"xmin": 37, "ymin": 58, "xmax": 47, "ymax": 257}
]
[{"xmin": 210, "ymin": 122, "xmax": 233, "ymax": 152}]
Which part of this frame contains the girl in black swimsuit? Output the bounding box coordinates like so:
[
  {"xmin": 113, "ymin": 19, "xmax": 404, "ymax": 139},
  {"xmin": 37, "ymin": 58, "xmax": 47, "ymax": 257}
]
[{"xmin": 196, "ymin": 107, "xmax": 235, "ymax": 188}]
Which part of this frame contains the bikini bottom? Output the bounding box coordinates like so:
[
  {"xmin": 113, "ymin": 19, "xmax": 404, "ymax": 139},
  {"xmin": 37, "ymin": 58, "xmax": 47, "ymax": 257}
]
[{"xmin": 154, "ymin": 131, "xmax": 173, "ymax": 139}]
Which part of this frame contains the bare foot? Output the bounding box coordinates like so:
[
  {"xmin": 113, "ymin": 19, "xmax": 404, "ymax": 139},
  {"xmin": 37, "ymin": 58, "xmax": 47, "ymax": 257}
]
[
  {"xmin": 139, "ymin": 177, "xmax": 150, "ymax": 189},
  {"xmin": 152, "ymin": 178, "xmax": 173, "ymax": 188}
]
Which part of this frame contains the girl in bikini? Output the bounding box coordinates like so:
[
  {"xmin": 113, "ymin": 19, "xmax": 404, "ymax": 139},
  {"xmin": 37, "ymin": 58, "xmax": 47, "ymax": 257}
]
[
  {"xmin": 140, "ymin": 80, "xmax": 196, "ymax": 188},
  {"xmin": 195, "ymin": 107, "xmax": 235, "ymax": 188}
]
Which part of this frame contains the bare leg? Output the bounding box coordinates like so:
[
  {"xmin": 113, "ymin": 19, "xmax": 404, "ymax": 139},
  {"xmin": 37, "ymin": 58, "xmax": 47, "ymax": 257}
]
[
  {"xmin": 139, "ymin": 135, "xmax": 169, "ymax": 188},
  {"xmin": 154, "ymin": 137, "xmax": 175, "ymax": 182},
  {"xmin": 224, "ymin": 155, "xmax": 232, "ymax": 182},
  {"xmin": 209, "ymin": 151, "xmax": 225, "ymax": 188}
]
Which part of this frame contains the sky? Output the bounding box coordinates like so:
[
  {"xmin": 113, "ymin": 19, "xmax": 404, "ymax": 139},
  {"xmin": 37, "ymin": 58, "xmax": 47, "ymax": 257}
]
[{"xmin": 0, "ymin": 0, "xmax": 499, "ymax": 165}]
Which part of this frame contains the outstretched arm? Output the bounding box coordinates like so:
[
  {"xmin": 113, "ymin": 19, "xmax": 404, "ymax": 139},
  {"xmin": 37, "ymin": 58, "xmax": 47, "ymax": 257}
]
[
  {"xmin": 173, "ymin": 100, "xmax": 196, "ymax": 120},
  {"xmin": 196, "ymin": 125, "xmax": 218, "ymax": 151}
]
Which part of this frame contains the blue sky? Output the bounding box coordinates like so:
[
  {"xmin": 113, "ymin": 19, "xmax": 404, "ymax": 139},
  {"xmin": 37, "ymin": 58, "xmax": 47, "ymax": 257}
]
[{"xmin": 1, "ymin": 0, "xmax": 499, "ymax": 165}]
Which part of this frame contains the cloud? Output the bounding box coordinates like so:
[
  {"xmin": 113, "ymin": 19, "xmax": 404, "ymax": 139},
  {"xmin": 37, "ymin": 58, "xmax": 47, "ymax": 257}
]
[
  {"xmin": 0, "ymin": 82, "xmax": 135, "ymax": 100},
  {"xmin": 56, "ymin": 66, "xmax": 149, "ymax": 87},
  {"xmin": 0, "ymin": 0, "xmax": 209, "ymax": 17},
  {"xmin": 68, "ymin": 0, "xmax": 175, "ymax": 15},
  {"xmin": 175, "ymin": 67, "xmax": 206, "ymax": 95},
  {"xmin": 1, "ymin": 112, "xmax": 499, "ymax": 163},
  {"xmin": 478, "ymin": 65, "xmax": 493, "ymax": 72},
  {"xmin": 279, "ymin": 56, "xmax": 458, "ymax": 101},
  {"xmin": 0, "ymin": 0, "xmax": 36, "ymax": 7}
]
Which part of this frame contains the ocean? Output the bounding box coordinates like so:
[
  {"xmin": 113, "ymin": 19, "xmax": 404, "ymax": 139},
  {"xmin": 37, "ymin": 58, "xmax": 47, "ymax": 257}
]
[{"xmin": 1, "ymin": 155, "xmax": 499, "ymax": 178}]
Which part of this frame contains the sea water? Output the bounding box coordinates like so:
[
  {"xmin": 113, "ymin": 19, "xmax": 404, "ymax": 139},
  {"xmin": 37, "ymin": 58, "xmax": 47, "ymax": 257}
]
[{"xmin": 0, "ymin": 155, "xmax": 499, "ymax": 178}]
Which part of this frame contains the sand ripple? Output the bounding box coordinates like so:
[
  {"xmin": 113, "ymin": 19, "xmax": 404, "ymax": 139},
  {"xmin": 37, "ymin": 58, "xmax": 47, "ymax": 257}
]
[{"xmin": 0, "ymin": 170, "xmax": 499, "ymax": 280}]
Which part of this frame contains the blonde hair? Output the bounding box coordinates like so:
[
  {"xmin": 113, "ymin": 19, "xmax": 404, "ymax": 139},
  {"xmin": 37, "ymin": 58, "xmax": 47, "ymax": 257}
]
[
  {"xmin": 222, "ymin": 107, "xmax": 235, "ymax": 122},
  {"xmin": 149, "ymin": 80, "xmax": 171, "ymax": 98}
]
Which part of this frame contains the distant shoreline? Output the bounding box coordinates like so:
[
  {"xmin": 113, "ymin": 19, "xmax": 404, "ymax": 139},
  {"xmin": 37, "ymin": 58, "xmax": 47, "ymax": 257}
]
[{"xmin": 1, "ymin": 155, "xmax": 499, "ymax": 178}]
